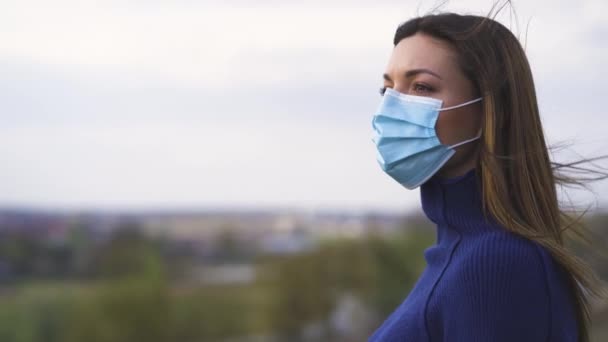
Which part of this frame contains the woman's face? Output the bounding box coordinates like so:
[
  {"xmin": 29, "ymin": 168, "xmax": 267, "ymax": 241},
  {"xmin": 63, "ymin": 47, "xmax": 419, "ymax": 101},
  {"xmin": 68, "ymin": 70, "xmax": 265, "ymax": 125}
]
[{"xmin": 382, "ymin": 32, "xmax": 482, "ymax": 179}]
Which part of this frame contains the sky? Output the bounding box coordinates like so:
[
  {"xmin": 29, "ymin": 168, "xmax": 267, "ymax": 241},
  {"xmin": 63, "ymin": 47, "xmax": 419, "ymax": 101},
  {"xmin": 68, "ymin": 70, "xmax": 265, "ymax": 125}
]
[{"xmin": 1, "ymin": 0, "xmax": 607, "ymax": 213}]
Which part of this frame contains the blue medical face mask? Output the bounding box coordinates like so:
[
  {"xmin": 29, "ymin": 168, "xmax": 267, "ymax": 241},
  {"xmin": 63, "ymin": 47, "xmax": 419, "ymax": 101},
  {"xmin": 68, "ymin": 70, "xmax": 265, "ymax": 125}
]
[{"xmin": 371, "ymin": 87, "xmax": 482, "ymax": 189}]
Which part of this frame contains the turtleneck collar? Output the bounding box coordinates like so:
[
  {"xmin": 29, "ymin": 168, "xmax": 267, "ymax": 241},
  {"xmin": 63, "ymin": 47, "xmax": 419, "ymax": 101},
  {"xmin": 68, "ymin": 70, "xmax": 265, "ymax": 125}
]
[{"xmin": 420, "ymin": 167, "xmax": 501, "ymax": 235}]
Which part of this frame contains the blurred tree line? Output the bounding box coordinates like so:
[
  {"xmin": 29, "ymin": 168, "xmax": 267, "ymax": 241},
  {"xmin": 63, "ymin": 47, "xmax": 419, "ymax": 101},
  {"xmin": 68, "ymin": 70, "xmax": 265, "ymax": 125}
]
[{"xmin": 0, "ymin": 213, "xmax": 605, "ymax": 342}]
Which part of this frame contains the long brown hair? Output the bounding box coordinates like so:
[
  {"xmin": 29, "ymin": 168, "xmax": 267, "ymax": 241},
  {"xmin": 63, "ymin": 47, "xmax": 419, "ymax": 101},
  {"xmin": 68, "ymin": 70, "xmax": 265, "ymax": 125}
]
[{"xmin": 393, "ymin": 4, "xmax": 608, "ymax": 342}]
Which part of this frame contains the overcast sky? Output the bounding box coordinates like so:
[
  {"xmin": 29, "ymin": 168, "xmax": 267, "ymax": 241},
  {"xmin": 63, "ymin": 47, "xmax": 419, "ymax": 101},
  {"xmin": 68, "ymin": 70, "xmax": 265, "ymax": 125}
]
[{"xmin": 1, "ymin": 0, "xmax": 607, "ymax": 213}]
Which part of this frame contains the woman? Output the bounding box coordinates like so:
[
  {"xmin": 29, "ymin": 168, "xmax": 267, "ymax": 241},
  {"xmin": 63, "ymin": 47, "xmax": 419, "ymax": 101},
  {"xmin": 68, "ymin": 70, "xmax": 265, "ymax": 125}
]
[{"xmin": 370, "ymin": 11, "xmax": 607, "ymax": 342}]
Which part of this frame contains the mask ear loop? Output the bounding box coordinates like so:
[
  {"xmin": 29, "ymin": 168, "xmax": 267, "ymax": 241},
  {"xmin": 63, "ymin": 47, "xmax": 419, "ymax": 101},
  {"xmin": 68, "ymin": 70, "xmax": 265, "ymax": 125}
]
[
  {"xmin": 438, "ymin": 96, "xmax": 483, "ymax": 148},
  {"xmin": 449, "ymin": 128, "xmax": 482, "ymax": 149},
  {"xmin": 439, "ymin": 97, "xmax": 483, "ymax": 111}
]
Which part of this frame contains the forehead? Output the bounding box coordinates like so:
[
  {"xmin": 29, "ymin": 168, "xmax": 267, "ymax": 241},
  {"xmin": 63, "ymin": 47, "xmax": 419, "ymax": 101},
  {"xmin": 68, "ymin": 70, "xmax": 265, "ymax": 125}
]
[{"xmin": 385, "ymin": 33, "xmax": 458, "ymax": 79}]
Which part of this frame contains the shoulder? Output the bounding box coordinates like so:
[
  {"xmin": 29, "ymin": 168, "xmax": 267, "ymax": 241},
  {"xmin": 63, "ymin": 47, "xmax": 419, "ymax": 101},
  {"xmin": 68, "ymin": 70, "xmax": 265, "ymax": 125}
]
[
  {"xmin": 435, "ymin": 231, "xmax": 552, "ymax": 341},
  {"xmin": 446, "ymin": 230, "xmax": 551, "ymax": 313},
  {"xmin": 458, "ymin": 230, "xmax": 547, "ymax": 276},
  {"xmin": 449, "ymin": 230, "xmax": 550, "ymax": 296}
]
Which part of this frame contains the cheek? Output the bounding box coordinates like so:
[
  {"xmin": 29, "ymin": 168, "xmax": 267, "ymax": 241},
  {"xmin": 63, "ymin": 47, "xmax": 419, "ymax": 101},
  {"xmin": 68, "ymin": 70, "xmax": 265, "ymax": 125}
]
[
  {"xmin": 434, "ymin": 112, "xmax": 464, "ymax": 145},
  {"xmin": 434, "ymin": 108, "xmax": 481, "ymax": 145}
]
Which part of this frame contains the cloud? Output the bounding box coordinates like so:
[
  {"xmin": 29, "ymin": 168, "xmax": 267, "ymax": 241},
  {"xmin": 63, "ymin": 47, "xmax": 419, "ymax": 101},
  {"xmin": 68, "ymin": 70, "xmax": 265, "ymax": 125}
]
[
  {"xmin": 0, "ymin": 0, "xmax": 607, "ymax": 211},
  {"xmin": 0, "ymin": 2, "xmax": 405, "ymax": 88}
]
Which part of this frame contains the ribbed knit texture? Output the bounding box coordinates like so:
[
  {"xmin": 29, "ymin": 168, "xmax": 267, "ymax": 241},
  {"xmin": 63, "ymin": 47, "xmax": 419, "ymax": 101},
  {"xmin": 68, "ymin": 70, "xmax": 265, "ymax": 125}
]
[{"xmin": 368, "ymin": 167, "xmax": 579, "ymax": 342}]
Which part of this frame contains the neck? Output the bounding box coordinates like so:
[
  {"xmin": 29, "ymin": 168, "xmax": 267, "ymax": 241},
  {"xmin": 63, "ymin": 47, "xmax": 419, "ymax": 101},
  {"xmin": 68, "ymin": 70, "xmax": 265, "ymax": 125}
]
[{"xmin": 420, "ymin": 167, "xmax": 501, "ymax": 235}]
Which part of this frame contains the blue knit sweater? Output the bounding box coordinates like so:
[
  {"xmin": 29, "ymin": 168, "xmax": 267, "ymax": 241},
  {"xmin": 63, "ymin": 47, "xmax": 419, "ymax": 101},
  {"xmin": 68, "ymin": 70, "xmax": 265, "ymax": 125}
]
[{"xmin": 368, "ymin": 167, "xmax": 579, "ymax": 342}]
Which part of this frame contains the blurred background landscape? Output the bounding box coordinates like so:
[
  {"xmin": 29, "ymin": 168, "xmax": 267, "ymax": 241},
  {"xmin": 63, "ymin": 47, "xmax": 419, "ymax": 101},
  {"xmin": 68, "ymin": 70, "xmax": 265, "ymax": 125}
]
[
  {"xmin": 0, "ymin": 208, "xmax": 606, "ymax": 341},
  {"xmin": 1, "ymin": 0, "xmax": 607, "ymax": 341}
]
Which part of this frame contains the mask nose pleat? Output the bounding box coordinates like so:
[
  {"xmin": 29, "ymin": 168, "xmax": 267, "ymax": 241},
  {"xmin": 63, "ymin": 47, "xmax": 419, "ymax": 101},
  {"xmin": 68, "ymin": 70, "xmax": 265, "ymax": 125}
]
[{"xmin": 378, "ymin": 95, "xmax": 439, "ymax": 129}]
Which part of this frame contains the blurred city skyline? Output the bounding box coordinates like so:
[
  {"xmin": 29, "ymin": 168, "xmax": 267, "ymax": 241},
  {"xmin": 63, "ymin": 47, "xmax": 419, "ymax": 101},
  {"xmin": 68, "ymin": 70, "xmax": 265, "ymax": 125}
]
[{"xmin": 1, "ymin": 0, "xmax": 607, "ymax": 213}]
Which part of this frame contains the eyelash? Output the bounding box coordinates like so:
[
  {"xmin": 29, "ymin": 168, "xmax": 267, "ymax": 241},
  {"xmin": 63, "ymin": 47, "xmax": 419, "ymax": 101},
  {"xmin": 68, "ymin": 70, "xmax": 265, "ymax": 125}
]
[{"xmin": 379, "ymin": 83, "xmax": 434, "ymax": 96}]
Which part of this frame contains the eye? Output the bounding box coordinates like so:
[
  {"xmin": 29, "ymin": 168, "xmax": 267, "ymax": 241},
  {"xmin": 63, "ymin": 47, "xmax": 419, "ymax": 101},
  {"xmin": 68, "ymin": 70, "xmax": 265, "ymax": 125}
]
[
  {"xmin": 378, "ymin": 86, "xmax": 387, "ymax": 96},
  {"xmin": 412, "ymin": 83, "xmax": 433, "ymax": 94}
]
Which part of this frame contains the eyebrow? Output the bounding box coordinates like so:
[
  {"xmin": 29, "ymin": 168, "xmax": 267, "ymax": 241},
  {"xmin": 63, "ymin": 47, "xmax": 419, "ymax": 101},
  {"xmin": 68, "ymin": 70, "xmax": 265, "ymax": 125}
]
[{"xmin": 383, "ymin": 68, "xmax": 443, "ymax": 81}]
